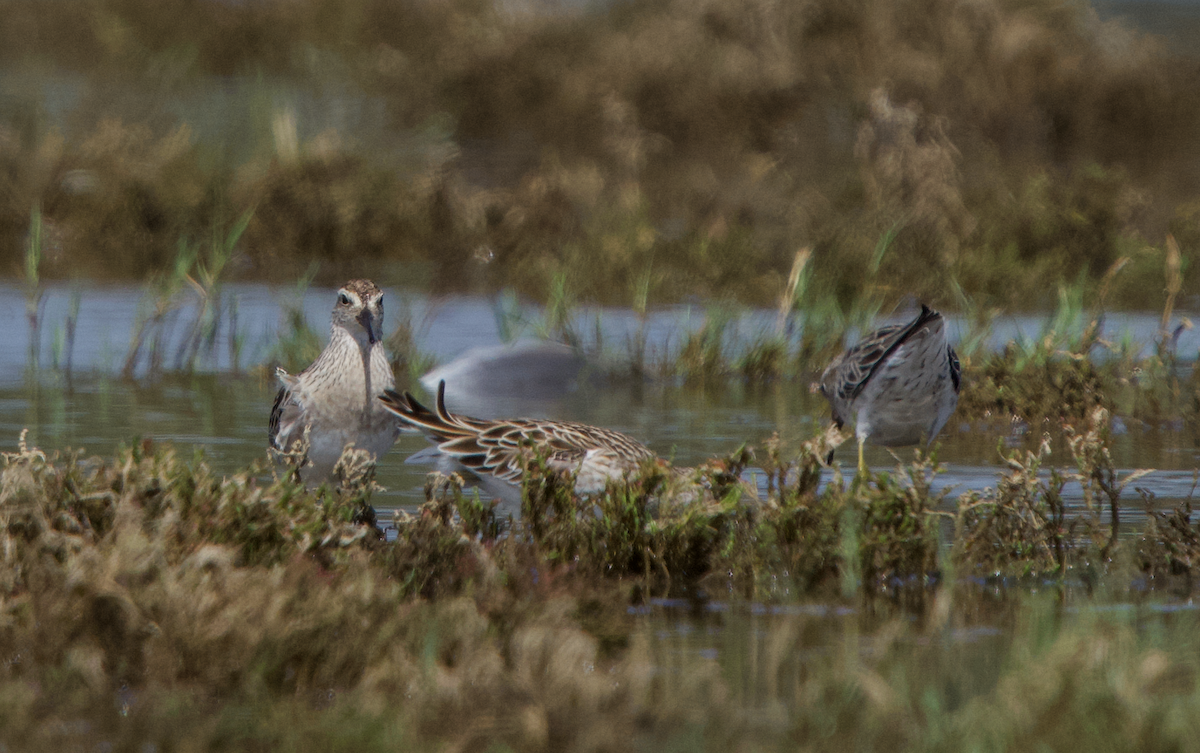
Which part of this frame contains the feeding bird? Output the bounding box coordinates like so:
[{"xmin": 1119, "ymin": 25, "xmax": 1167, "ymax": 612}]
[
  {"xmin": 379, "ymin": 380, "xmax": 657, "ymax": 506},
  {"xmin": 819, "ymin": 304, "xmax": 961, "ymax": 473},
  {"xmin": 269, "ymin": 279, "xmax": 398, "ymax": 483}
]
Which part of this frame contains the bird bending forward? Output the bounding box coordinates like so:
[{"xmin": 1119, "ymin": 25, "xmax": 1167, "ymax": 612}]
[
  {"xmin": 819, "ymin": 304, "xmax": 961, "ymax": 474},
  {"xmin": 269, "ymin": 279, "xmax": 398, "ymax": 484},
  {"xmin": 379, "ymin": 380, "xmax": 657, "ymax": 505}
]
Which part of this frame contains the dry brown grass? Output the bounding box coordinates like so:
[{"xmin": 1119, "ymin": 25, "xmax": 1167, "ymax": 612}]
[
  {"xmin": 2, "ymin": 415, "xmax": 1200, "ymax": 748},
  {"xmin": 0, "ymin": 0, "xmax": 1197, "ymax": 305}
]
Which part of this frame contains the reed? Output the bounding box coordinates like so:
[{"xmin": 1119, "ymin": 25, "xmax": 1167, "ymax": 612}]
[
  {"xmin": 263, "ymin": 264, "xmax": 322, "ymax": 374},
  {"xmin": 22, "ymin": 204, "xmax": 44, "ymax": 371},
  {"xmin": 121, "ymin": 240, "xmax": 195, "ymax": 380},
  {"xmin": 384, "ymin": 295, "xmax": 438, "ymax": 388},
  {"xmin": 172, "ymin": 210, "xmax": 252, "ymax": 373}
]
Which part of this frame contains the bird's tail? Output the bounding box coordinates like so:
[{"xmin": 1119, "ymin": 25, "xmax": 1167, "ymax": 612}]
[{"xmin": 378, "ymin": 380, "xmax": 487, "ymax": 442}]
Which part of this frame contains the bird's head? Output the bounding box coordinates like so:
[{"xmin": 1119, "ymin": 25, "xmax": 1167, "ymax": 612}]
[
  {"xmin": 331, "ymin": 279, "xmax": 385, "ymax": 345},
  {"xmin": 817, "ymin": 354, "xmax": 843, "ymax": 399}
]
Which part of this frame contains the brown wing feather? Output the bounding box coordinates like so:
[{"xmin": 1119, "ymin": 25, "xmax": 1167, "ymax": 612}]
[{"xmin": 379, "ymin": 381, "xmax": 654, "ymax": 481}]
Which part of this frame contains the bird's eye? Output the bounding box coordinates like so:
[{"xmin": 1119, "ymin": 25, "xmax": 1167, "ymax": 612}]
[{"xmin": 338, "ymin": 292, "xmax": 351, "ymax": 305}]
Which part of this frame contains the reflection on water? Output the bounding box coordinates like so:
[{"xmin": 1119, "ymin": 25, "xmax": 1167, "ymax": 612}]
[
  {"xmin": 0, "ymin": 282, "xmax": 1197, "ymax": 519},
  {"xmin": 5, "ymin": 374, "xmax": 824, "ymax": 511}
]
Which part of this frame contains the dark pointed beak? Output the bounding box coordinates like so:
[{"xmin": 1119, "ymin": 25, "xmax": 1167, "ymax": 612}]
[{"xmin": 357, "ymin": 309, "xmax": 379, "ymax": 344}]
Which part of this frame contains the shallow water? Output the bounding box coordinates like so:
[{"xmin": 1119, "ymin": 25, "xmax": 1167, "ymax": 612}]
[{"xmin": 3, "ymin": 282, "xmax": 1199, "ymax": 522}]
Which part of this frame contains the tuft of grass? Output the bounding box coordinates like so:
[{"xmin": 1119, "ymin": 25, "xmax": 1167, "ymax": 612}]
[
  {"xmin": 954, "ymin": 436, "xmax": 1070, "ymax": 579},
  {"xmin": 23, "ymin": 204, "xmax": 45, "ymax": 372},
  {"xmin": 263, "ymin": 264, "xmax": 323, "ymax": 374},
  {"xmin": 171, "ymin": 209, "xmax": 252, "ymax": 373},
  {"xmin": 121, "ymin": 238, "xmax": 196, "ymax": 380},
  {"xmin": 50, "ymin": 287, "xmax": 81, "ymax": 377},
  {"xmin": 855, "ymin": 450, "xmax": 948, "ymax": 599},
  {"xmin": 384, "ymin": 295, "xmax": 438, "ymax": 388},
  {"xmin": 675, "ymin": 305, "xmax": 737, "ymax": 387},
  {"xmin": 1135, "ymin": 473, "xmax": 1200, "ymax": 592}
]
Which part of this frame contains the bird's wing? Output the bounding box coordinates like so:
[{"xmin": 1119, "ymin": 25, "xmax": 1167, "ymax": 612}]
[
  {"xmin": 379, "ymin": 381, "xmax": 655, "ymax": 483},
  {"xmin": 835, "ymin": 305, "xmax": 941, "ymax": 401},
  {"xmin": 269, "ymin": 369, "xmax": 306, "ymax": 452}
]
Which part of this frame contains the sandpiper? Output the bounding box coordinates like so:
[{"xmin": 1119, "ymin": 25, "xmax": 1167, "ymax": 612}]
[
  {"xmin": 819, "ymin": 304, "xmax": 961, "ymax": 473},
  {"xmin": 379, "ymin": 380, "xmax": 657, "ymax": 505},
  {"xmin": 269, "ymin": 279, "xmax": 398, "ymax": 483}
]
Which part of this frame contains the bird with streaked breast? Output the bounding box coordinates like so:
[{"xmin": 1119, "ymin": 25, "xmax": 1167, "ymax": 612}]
[
  {"xmin": 269, "ymin": 279, "xmax": 399, "ymax": 484},
  {"xmin": 819, "ymin": 304, "xmax": 961, "ymax": 474}
]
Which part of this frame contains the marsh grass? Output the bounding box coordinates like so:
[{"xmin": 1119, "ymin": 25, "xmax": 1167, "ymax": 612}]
[
  {"xmin": 506, "ymin": 448, "xmax": 748, "ymax": 592},
  {"xmin": 957, "ymin": 252, "xmax": 1200, "ymax": 427},
  {"xmin": 675, "ymin": 305, "xmax": 738, "ymax": 387},
  {"xmin": 121, "ymin": 240, "xmax": 195, "ymax": 380},
  {"xmin": 22, "ymin": 204, "xmax": 46, "ymax": 373},
  {"xmin": 5, "ymin": 417, "xmax": 1200, "ymax": 749},
  {"xmin": 384, "ymin": 295, "xmax": 439, "ymax": 388},
  {"xmin": 171, "ymin": 210, "xmax": 251, "ymax": 373},
  {"xmin": 952, "ymin": 407, "xmax": 1170, "ymax": 586},
  {"xmin": 49, "ymin": 287, "xmax": 81, "ymax": 376},
  {"xmin": 856, "ymin": 452, "xmax": 948, "ymax": 598},
  {"xmin": 119, "ymin": 213, "xmax": 249, "ymax": 379},
  {"xmin": 263, "ymin": 265, "xmax": 323, "ymax": 374},
  {"xmin": 954, "ymin": 436, "xmax": 1070, "ymax": 579},
  {"xmin": 1136, "ymin": 473, "xmax": 1200, "ymax": 591},
  {"xmin": 3, "ymin": 0, "xmax": 1200, "ymax": 308}
]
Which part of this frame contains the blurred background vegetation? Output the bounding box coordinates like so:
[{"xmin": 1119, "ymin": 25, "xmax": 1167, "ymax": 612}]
[{"xmin": 0, "ymin": 0, "xmax": 1198, "ymax": 310}]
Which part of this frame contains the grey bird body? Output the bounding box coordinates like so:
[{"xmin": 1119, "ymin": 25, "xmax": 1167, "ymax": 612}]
[
  {"xmin": 380, "ymin": 381, "xmax": 656, "ymax": 506},
  {"xmin": 269, "ymin": 279, "xmax": 398, "ymax": 483},
  {"xmin": 820, "ymin": 305, "xmax": 961, "ymax": 472}
]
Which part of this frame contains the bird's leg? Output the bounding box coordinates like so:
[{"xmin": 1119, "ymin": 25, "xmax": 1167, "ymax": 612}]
[{"xmin": 857, "ymin": 436, "xmax": 867, "ymax": 476}]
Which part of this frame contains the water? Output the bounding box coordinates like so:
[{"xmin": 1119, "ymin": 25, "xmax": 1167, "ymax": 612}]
[{"xmin": 2, "ymin": 282, "xmax": 1199, "ymax": 521}]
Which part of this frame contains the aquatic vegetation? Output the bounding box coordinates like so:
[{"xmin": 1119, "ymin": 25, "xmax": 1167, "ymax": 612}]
[
  {"xmin": 960, "ymin": 341, "xmax": 1111, "ymax": 423},
  {"xmin": 7, "ymin": 419, "xmax": 1157, "ymax": 607},
  {"xmin": 954, "ymin": 408, "xmax": 1167, "ymax": 583},
  {"xmin": 4, "ymin": 426, "xmax": 1200, "ymax": 750},
  {"xmin": 675, "ymin": 305, "xmax": 738, "ymax": 387},
  {"xmin": 5, "ymin": 392, "xmax": 1200, "ymax": 751},
  {"xmin": 118, "ymin": 212, "xmax": 250, "ymax": 379},
  {"xmin": 171, "ymin": 210, "xmax": 252, "ymax": 374},
  {"xmin": 120, "ymin": 240, "xmax": 196, "ymax": 379},
  {"xmin": 1136, "ymin": 482, "xmax": 1200, "ymax": 592},
  {"xmin": 624, "ymin": 265, "xmax": 657, "ymax": 379},
  {"xmin": 855, "ymin": 453, "xmax": 947, "ymax": 598},
  {"xmin": 954, "ymin": 437, "xmax": 1071, "ymax": 579},
  {"xmin": 715, "ymin": 427, "xmax": 847, "ymax": 598},
  {"xmin": 489, "ymin": 273, "xmax": 584, "ymax": 350},
  {"xmin": 383, "ymin": 295, "xmax": 439, "ymax": 389},
  {"xmin": 516, "ymin": 447, "xmax": 754, "ymax": 592},
  {"xmin": 22, "ymin": 204, "xmax": 45, "ymax": 370},
  {"xmin": 956, "ymin": 252, "xmax": 1200, "ymax": 426},
  {"xmin": 49, "ymin": 287, "xmax": 81, "ymax": 376},
  {"xmin": 1066, "ymin": 407, "xmax": 1155, "ymax": 558},
  {"xmin": 262, "ymin": 265, "xmax": 323, "ymax": 374}
]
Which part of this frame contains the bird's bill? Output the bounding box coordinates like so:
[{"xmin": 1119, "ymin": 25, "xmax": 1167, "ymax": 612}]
[{"xmin": 357, "ymin": 308, "xmax": 379, "ymax": 344}]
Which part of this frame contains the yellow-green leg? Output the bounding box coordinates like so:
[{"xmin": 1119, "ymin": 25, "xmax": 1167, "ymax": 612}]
[{"xmin": 857, "ymin": 436, "xmax": 867, "ymax": 475}]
